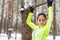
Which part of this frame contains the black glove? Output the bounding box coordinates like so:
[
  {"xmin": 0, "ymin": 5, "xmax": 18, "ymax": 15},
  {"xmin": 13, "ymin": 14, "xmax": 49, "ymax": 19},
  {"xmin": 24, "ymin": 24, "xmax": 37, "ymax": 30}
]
[
  {"xmin": 47, "ymin": 0, "xmax": 53, "ymax": 7},
  {"xmin": 29, "ymin": 6, "xmax": 34, "ymax": 13}
]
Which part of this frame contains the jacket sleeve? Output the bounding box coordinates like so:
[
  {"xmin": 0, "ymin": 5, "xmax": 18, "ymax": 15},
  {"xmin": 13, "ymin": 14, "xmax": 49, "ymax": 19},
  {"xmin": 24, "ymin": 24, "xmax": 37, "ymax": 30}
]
[
  {"xmin": 44, "ymin": 6, "xmax": 53, "ymax": 37},
  {"xmin": 26, "ymin": 12, "xmax": 38, "ymax": 30}
]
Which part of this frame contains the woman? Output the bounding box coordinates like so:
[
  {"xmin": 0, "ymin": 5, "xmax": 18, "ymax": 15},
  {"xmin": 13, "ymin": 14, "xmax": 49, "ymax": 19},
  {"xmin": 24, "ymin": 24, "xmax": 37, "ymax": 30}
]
[{"xmin": 26, "ymin": 0, "xmax": 53, "ymax": 40}]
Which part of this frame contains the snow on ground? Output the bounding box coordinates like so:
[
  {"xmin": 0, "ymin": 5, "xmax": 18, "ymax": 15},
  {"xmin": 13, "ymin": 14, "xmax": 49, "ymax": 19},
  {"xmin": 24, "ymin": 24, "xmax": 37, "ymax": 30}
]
[
  {"xmin": 0, "ymin": 33, "xmax": 22, "ymax": 40},
  {"xmin": 0, "ymin": 33, "xmax": 8, "ymax": 40},
  {"xmin": 0, "ymin": 33, "xmax": 60, "ymax": 40},
  {"xmin": 46, "ymin": 35, "xmax": 53, "ymax": 40}
]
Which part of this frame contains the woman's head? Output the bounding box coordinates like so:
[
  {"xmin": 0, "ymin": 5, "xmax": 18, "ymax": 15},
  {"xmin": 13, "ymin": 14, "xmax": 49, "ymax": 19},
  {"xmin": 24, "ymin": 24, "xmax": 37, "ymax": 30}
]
[{"xmin": 37, "ymin": 13, "xmax": 47, "ymax": 26}]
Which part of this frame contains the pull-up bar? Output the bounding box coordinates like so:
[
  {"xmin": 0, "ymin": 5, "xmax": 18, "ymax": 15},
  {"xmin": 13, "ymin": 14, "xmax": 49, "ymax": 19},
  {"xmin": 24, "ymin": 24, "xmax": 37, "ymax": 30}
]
[
  {"xmin": 20, "ymin": 2, "xmax": 47, "ymax": 12},
  {"xmin": 34, "ymin": 2, "xmax": 47, "ymax": 7},
  {"xmin": 20, "ymin": 0, "xmax": 53, "ymax": 12}
]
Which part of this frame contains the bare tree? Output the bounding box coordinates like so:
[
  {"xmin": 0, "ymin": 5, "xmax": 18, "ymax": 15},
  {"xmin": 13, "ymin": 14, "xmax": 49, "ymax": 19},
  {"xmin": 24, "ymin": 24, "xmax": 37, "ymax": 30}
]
[
  {"xmin": 0, "ymin": 0, "xmax": 5, "ymax": 33},
  {"xmin": 7, "ymin": 0, "xmax": 13, "ymax": 39},
  {"xmin": 15, "ymin": 0, "xmax": 19, "ymax": 40},
  {"xmin": 53, "ymin": 0, "xmax": 57, "ymax": 39},
  {"xmin": 34, "ymin": 0, "xmax": 37, "ymax": 24},
  {"xmin": 42, "ymin": 0, "xmax": 44, "ymax": 13},
  {"xmin": 20, "ymin": 0, "xmax": 32, "ymax": 40},
  {"xmin": 11, "ymin": 0, "xmax": 14, "ymax": 29}
]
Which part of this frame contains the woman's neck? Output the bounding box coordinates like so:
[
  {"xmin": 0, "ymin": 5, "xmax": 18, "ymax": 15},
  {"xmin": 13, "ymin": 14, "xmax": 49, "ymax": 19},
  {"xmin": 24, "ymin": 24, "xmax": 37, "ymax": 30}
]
[{"xmin": 39, "ymin": 25, "xmax": 44, "ymax": 28}]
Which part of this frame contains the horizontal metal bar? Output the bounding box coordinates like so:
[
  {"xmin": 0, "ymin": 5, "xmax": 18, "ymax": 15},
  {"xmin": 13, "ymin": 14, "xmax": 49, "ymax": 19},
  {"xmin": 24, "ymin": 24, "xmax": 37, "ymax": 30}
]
[
  {"xmin": 34, "ymin": 2, "xmax": 47, "ymax": 7},
  {"xmin": 20, "ymin": 2, "xmax": 47, "ymax": 12}
]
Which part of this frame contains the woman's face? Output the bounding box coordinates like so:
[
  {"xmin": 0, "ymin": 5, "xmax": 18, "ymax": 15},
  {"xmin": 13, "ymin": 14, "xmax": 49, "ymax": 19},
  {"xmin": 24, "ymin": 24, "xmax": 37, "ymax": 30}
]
[{"xmin": 37, "ymin": 15, "xmax": 47, "ymax": 26}]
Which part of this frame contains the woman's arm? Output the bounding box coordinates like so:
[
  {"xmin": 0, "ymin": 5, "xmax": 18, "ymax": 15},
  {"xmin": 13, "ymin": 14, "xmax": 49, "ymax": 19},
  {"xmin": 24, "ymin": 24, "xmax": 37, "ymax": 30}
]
[
  {"xmin": 26, "ymin": 12, "xmax": 38, "ymax": 30},
  {"xmin": 44, "ymin": 6, "xmax": 53, "ymax": 37}
]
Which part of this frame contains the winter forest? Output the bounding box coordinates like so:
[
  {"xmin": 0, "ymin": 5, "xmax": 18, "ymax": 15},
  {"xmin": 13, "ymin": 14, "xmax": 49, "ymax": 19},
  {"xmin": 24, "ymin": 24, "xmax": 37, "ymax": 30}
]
[{"xmin": 0, "ymin": 0, "xmax": 60, "ymax": 40}]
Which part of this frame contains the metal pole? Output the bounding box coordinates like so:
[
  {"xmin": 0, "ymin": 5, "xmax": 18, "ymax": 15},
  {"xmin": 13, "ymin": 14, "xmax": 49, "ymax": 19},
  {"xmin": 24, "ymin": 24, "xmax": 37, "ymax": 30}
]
[
  {"xmin": 20, "ymin": 2, "xmax": 47, "ymax": 12},
  {"xmin": 35, "ymin": 2, "xmax": 47, "ymax": 7}
]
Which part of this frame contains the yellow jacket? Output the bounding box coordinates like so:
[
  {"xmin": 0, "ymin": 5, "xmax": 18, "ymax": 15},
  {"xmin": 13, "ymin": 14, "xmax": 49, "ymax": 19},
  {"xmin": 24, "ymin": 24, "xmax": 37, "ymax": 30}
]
[{"xmin": 26, "ymin": 6, "xmax": 53, "ymax": 40}]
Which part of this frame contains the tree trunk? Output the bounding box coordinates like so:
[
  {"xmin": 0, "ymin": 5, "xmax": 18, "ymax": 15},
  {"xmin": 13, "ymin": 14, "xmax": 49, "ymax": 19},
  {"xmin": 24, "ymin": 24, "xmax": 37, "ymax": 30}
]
[
  {"xmin": 34, "ymin": 0, "xmax": 37, "ymax": 24},
  {"xmin": 42, "ymin": 0, "xmax": 44, "ymax": 13},
  {"xmin": 21, "ymin": 10, "xmax": 32, "ymax": 40},
  {"xmin": 20, "ymin": 0, "xmax": 32, "ymax": 40},
  {"xmin": 53, "ymin": 0, "xmax": 57, "ymax": 39},
  {"xmin": 7, "ymin": 0, "xmax": 13, "ymax": 39},
  {"xmin": 0, "ymin": 0, "xmax": 5, "ymax": 33}
]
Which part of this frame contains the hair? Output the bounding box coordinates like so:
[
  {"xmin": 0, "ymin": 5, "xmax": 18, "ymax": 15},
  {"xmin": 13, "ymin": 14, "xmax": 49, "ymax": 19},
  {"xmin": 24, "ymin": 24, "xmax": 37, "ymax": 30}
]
[{"xmin": 37, "ymin": 13, "xmax": 47, "ymax": 20}]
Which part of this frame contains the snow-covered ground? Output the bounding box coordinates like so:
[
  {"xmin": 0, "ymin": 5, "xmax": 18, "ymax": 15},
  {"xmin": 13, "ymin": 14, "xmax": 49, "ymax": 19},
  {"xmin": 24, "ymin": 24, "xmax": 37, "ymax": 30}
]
[
  {"xmin": 0, "ymin": 33, "xmax": 22, "ymax": 40},
  {"xmin": 0, "ymin": 33, "xmax": 60, "ymax": 40}
]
